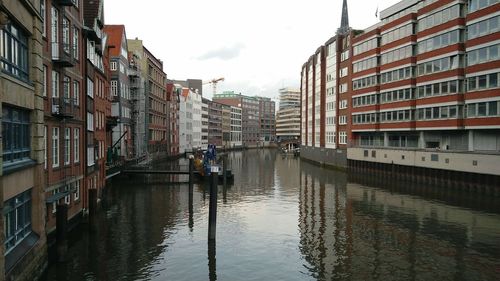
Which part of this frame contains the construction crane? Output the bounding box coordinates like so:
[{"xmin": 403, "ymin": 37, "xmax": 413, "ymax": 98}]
[{"xmin": 203, "ymin": 77, "xmax": 225, "ymax": 95}]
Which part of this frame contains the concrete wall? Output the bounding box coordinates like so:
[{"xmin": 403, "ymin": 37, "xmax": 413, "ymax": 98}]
[
  {"xmin": 301, "ymin": 146, "xmax": 347, "ymax": 169},
  {"xmin": 348, "ymin": 147, "xmax": 500, "ymax": 176}
]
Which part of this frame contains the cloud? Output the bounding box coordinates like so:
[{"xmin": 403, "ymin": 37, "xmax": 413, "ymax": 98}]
[{"xmin": 197, "ymin": 43, "xmax": 245, "ymax": 61}]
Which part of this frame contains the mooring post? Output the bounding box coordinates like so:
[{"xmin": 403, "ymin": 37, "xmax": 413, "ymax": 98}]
[
  {"xmin": 188, "ymin": 156, "xmax": 194, "ymax": 230},
  {"xmin": 56, "ymin": 204, "xmax": 68, "ymax": 262},
  {"xmin": 89, "ymin": 189, "xmax": 97, "ymax": 216},
  {"xmin": 208, "ymin": 240, "xmax": 217, "ymax": 281},
  {"xmin": 208, "ymin": 169, "xmax": 218, "ymax": 240},
  {"xmin": 222, "ymin": 155, "xmax": 227, "ymax": 187}
]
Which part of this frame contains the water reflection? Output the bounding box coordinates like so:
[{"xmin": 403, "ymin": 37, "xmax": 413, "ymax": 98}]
[
  {"xmin": 299, "ymin": 160, "xmax": 500, "ymax": 281},
  {"xmin": 42, "ymin": 150, "xmax": 500, "ymax": 281}
]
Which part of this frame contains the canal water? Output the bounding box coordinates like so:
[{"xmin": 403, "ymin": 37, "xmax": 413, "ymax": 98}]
[{"xmin": 43, "ymin": 150, "xmax": 500, "ymax": 281}]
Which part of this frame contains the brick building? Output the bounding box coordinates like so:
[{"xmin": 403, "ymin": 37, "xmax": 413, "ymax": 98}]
[{"xmin": 301, "ymin": 0, "xmax": 500, "ymax": 179}]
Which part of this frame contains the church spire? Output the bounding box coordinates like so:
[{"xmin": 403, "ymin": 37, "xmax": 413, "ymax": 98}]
[{"xmin": 337, "ymin": 0, "xmax": 350, "ymax": 35}]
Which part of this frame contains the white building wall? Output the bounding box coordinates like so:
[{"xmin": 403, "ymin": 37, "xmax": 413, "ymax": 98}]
[
  {"xmin": 315, "ymin": 55, "xmax": 322, "ymax": 147},
  {"xmin": 325, "ymin": 42, "xmax": 338, "ymax": 149}
]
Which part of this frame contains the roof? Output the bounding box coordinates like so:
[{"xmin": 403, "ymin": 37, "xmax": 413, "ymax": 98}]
[{"xmin": 104, "ymin": 25, "xmax": 125, "ymax": 57}]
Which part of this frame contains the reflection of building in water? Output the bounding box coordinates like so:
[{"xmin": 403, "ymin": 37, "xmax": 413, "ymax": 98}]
[
  {"xmin": 229, "ymin": 150, "xmax": 275, "ymax": 194},
  {"xmin": 299, "ymin": 160, "xmax": 500, "ymax": 280}
]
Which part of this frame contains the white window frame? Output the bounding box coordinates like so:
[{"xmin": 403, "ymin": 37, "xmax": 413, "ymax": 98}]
[
  {"xmin": 44, "ymin": 125, "xmax": 47, "ymax": 169},
  {"xmin": 52, "ymin": 71, "xmax": 59, "ymax": 98},
  {"xmin": 42, "ymin": 65, "xmax": 47, "ymax": 97},
  {"xmin": 74, "ymin": 180, "xmax": 80, "ymax": 201},
  {"xmin": 74, "ymin": 128, "xmax": 80, "ymax": 163},
  {"xmin": 52, "ymin": 127, "xmax": 59, "ymax": 168},
  {"xmin": 64, "ymin": 128, "xmax": 71, "ymax": 165},
  {"xmin": 73, "ymin": 81, "xmax": 79, "ymax": 106},
  {"xmin": 110, "ymin": 61, "xmax": 117, "ymax": 71}
]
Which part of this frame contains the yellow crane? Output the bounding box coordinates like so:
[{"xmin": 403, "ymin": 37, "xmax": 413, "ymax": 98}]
[{"xmin": 203, "ymin": 77, "xmax": 225, "ymax": 95}]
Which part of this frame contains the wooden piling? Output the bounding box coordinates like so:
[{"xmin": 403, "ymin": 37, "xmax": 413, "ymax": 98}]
[
  {"xmin": 208, "ymin": 169, "xmax": 218, "ymax": 240},
  {"xmin": 56, "ymin": 204, "xmax": 68, "ymax": 262}
]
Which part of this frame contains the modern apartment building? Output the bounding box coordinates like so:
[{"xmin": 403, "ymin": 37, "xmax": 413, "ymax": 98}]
[
  {"xmin": 42, "ymin": 0, "xmax": 85, "ymax": 237},
  {"xmin": 104, "ymin": 25, "xmax": 133, "ymax": 160},
  {"xmin": 221, "ymin": 104, "xmax": 231, "ymax": 148},
  {"xmin": 83, "ymin": 0, "xmax": 110, "ymax": 203},
  {"xmin": 127, "ymin": 39, "xmax": 168, "ymax": 156},
  {"xmin": 0, "ymin": 2, "xmax": 47, "ymax": 279},
  {"xmin": 258, "ymin": 96, "xmax": 276, "ymax": 143},
  {"xmin": 201, "ymin": 98, "xmax": 209, "ymax": 147},
  {"xmin": 276, "ymin": 88, "xmax": 301, "ymax": 141},
  {"xmin": 214, "ymin": 91, "xmax": 261, "ymax": 147},
  {"xmin": 301, "ymin": 0, "xmax": 351, "ymax": 167},
  {"xmin": 230, "ymin": 106, "xmax": 243, "ymax": 148},
  {"xmin": 179, "ymin": 87, "xmax": 202, "ymax": 153},
  {"xmin": 301, "ymin": 0, "xmax": 500, "ymax": 180},
  {"xmin": 208, "ymin": 99, "xmax": 223, "ymax": 146}
]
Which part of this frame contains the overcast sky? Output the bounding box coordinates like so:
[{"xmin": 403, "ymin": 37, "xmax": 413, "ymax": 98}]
[{"xmin": 104, "ymin": 0, "xmax": 400, "ymax": 100}]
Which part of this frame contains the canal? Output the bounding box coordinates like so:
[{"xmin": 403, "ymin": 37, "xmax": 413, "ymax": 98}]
[{"xmin": 42, "ymin": 149, "xmax": 500, "ymax": 280}]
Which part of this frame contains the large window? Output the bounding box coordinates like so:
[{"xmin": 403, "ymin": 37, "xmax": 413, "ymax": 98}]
[
  {"xmin": 4, "ymin": 190, "xmax": 32, "ymax": 254},
  {"xmin": 72, "ymin": 27, "xmax": 79, "ymax": 59},
  {"xmin": 418, "ymin": 5, "xmax": 461, "ymax": 32},
  {"xmin": 382, "ymin": 23, "xmax": 413, "ymax": 45},
  {"xmin": 64, "ymin": 128, "xmax": 70, "ymax": 165},
  {"xmin": 417, "ymin": 30, "xmax": 461, "ymax": 54},
  {"xmin": 467, "ymin": 44, "xmax": 499, "ymax": 66},
  {"xmin": 52, "ymin": 127, "xmax": 59, "ymax": 168},
  {"xmin": 2, "ymin": 107, "xmax": 31, "ymax": 169},
  {"xmin": 467, "ymin": 72, "xmax": 499, "ymax": 91},
  {"xmin": 62, "ymin": 17, "xmax": 70, "ymax": 54},
  {"xmin": 73, "ymin": 81, "xmax": 79, "ymax": 106},
  {"xmin": 467, "ymin": 15, "xmax": 500, "ymax": 40},
  {"xmin": 74, "ymin": 128, "xmax": 80, "ymax": 163},
  {"xmin": 468, "ymin": 0, "xmax": 500, "ymax": 13},
  {"xmin": 52, "ymin": 71, "xmax": 59, "ymax": 98},
  {"xmin": 0, "ymin": 23, "xmax": 29, "ymax": 81},
  {"xmin": 381, "ymin": 45, "xmax": 412, "ymax": 65}
]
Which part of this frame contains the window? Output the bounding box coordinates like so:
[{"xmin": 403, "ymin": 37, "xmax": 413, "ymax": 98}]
[
  {"xmin": 110, "ymin": 61, "xmax": 117, "ymax": 71},
  {"xmin": 418, "ymin": 5, "xmax": 461, "ymax": 32},
  {"xmin": 381, "ymin": 45, "xmax": 412, "ymax": 65},
  {"xmin": 41, "ymin": 0, "xmax": 46, "ymax": 36},
  {"xmin": 111, "ymin": 80, "xmax": 118, "ymax": 96},
  {"xmin": 339, "ymin": 131, "xmax": 347, "ymax": 144},
  {"xmin": 51, "ymin": 188, "xmax": 59, "ymax": 214},
  {"xmin": 467, "ymin": 72, "xmax": 500, "ymax": 91},
  {"xmin": 340, "ymin": 67, "xmax": 348, "ymax": 77},
  {"xmin": 42, "ymin": 65, "xmax": 47, "ymax": 97},
  {"xmin": 73, "ymin": 27, "xmax": 79, "ymax": 59},
  {"xmin": 74, "ymin": 180, "xmax": 80, "ymax": 201},
  {"xmin": 0, "ymin": 23, "xmax": 29, "ymax": 81},
  {"xmin": 87, "ymin": 146, "xmax": 95, "ymax": 167},
  {"xmin": 64, "ymin": 186, "xmax": 71, "ymax": 205},
  {"xmin": 469, "ymin": 0, "xmax": 499, "ymax": 12},
  {"xmin": 73, "ymin": 81, "xmax": 79, "ymax": 106},
  {"xmin": 418, "ymin": 30, "xmax": 461, "ymax": 54},
  {"xmin": 353, "ymin": 38, "xmax": 377, "ymax": 56},
  {"xmin": 87, "ymin": 112, "xmax": 94, "ymax": 131},
  {"xmin": 339, "ymin": 83, "xmax": 348, "ymax": 93},
  {"xmin": 382, "ymin": 23, "xmax": 413, "ymax": 44},
  {"xmin": 467, "ymin": 44, "xmax": 500, "ymax": 66},
  {"xmin": 74, "ymin": 128, "xmax": 80, "ymax": 163},
  {"xmin": 52, "ymin": 127, "xmax": 59, "ymax": 167},
  {"xmin": 339, "ymin": 100, "xmax": 348, "ymax": 109},
  {"xmin": 353, "ymin": 57, "xmax": 377, "ymax": 73},
  {"xmin": 87, "ymin": 77, "xmax": 94, "ymax": 98},
  {"xmin": 52, "ymin": 71, "xmax": 59, "ymax": 98},
  {"xmin": 64, "ymin": 128, "xmax": 70, "ymax": 165},
  {"xmin": 63, "ymin": 76, "xmax": 70, "ymax": 101},
  {"xmin": 62, "ymin": 18, "xmax": 70, "ymax": 54},
  {"xmin": 2, "ymin": 107, "xmax": 31, "ymax": 168},
  {"xmin": 3, "ymin": 190, "xmax": 32, "ymax": 253},
  {"xmin": 51, "ymin": 7, "xmax": 58, "ymax": 58},
  {"xmin": 339, "ymin": 115, "xmax": 347, "ymax": 125},
  {"xmin": 467, "ymin": 16, "xmax": 500, "ymax": 40}
]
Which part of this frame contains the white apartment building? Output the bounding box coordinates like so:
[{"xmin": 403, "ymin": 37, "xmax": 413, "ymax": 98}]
[
  {"xmin": 230, "ymin": 106, "xmax": 243, "ymax": 147},
  {"xmin": 179, "ymin": 87, "xmax": 202, "ymax": 153},
  {"xmin": 276, "ymin": 88, "xmax": 301, "ymax": 141}
]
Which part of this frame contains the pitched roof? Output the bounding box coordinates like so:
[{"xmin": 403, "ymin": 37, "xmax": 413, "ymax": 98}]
[{"xmin": 103, "ymin": 25, "xmax": 125, "ymax": 57}]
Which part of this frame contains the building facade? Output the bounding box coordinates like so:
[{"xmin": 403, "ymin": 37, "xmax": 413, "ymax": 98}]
[
  {"xmin": 208, "ymin": 99, "xmax": 223, "ymax": 146},
  {"xmin": 83, "ymin": 0, "xmax": 110, "ymax": 204},
  {"xmin": 127, "ymin": 48, "xmax": 147, "ymax": 159},
  {"xmin": 0, "ymin": 2, "xmax": 47, "ymax": 279},
  {"xmin": 221, "ymin": 104, "xmax": 231, "ymax": 148},
  {"xmin": 301, "ymin": 0, "xmax": 500, "ymax": 178},
  {"xmin": 128, "ymin": 39, "xmax": 167, "ymax": 157},
  {"xmin": 214, "ymin": 91, "xmax": 261, "ymax": 147},
  {"xmin": 201, "ymin": 98, "xmax": 209, "ymax": 147},
  {"xmin": 104, "ymin": 25, "xmax": 133, "ymax": 161},
  {"xmin": 276, "ymin": 88, "xmax": 301, "ymax": 141},
  {"xmin": 230, "ymin": 106, "xmax": 243, "ymax": 148},
  {"xmin": 166, "ymin": 82, "xmax": 180, "ymax": 157},
  {"xmin": 179, "ymin": 87, "xmax": 202, "ymax": 153},
  {"xmin": 42, "ymin": 0, "xmax": 85, "ymax": 237},
  {"xmin": 257, "ymin": 96, "xmax": 276, "ymax": 143}
]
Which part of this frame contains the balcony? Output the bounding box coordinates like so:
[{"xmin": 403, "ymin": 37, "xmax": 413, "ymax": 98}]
[
  {"xmin": 56, "ymin": 0, "xmax": 74, "ymax": 6},
  {"xmin": 51, "ymin": 42, "xmax": 76, "ymax": 67},
  {"xmin": 106, "ymin": 116, "xmax": 119, "ymax": 131},
  {"xmin": 51, "ymin": 97, "xmax": 75, "ymax": 118}
]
